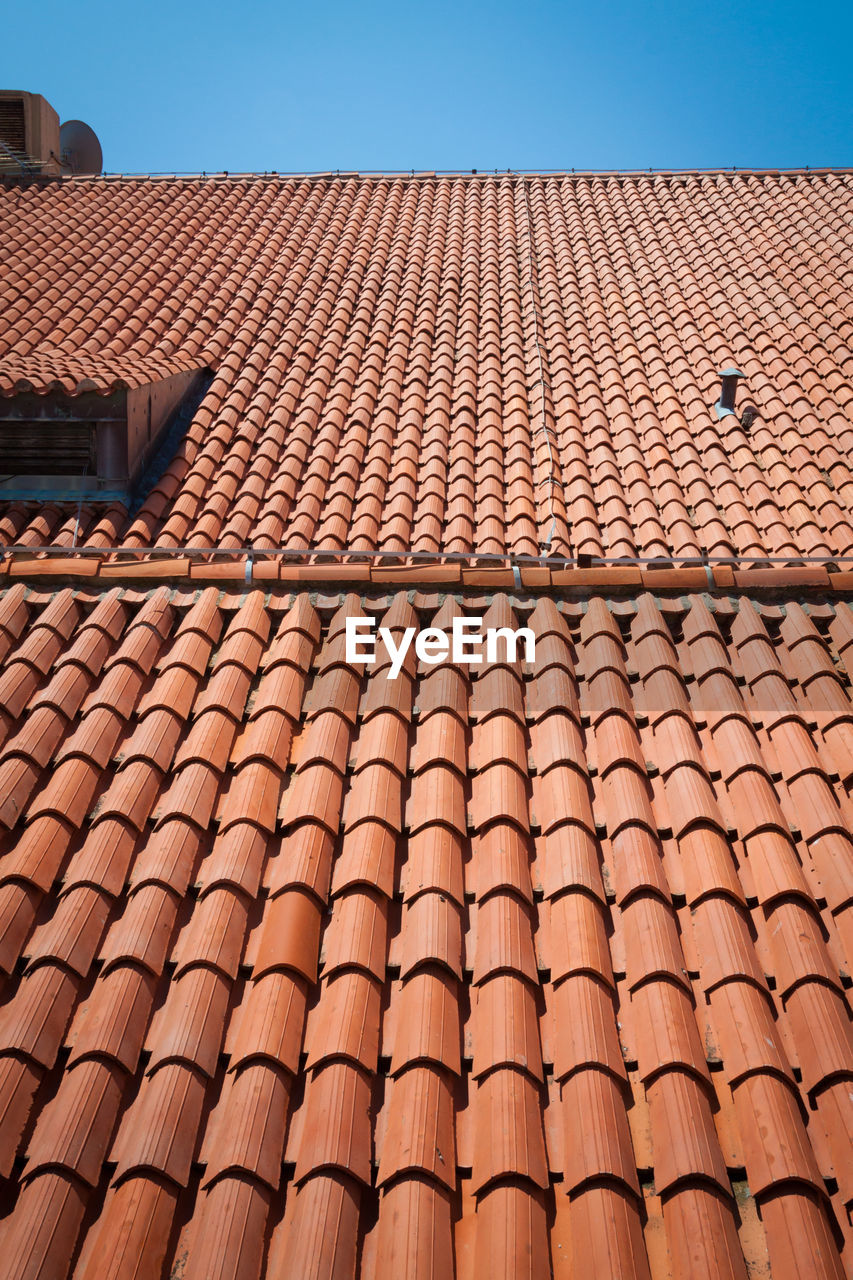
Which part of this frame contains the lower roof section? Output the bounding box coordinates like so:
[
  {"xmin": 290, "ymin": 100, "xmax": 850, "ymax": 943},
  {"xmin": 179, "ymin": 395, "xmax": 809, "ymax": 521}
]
[{"xmin": 0, "ymin": 583, "xmax": 850, "ymax": 1279}]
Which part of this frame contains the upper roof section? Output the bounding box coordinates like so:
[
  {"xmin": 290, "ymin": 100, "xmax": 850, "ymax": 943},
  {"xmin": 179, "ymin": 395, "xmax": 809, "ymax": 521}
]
[{"xmin": 1, "ymin": 170, "xmax": 852, "ymax": 569}]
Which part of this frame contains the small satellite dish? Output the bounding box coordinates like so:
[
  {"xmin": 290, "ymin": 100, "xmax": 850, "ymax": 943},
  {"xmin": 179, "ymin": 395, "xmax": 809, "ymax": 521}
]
[{"xmin": 59, "ymin": 120, "xmax": 103, "ymax": 174}]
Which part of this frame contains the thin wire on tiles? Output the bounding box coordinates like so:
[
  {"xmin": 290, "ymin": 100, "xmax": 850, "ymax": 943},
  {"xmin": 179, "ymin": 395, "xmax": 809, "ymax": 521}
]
[
  {"xmin": 514, "ymin": 173, "xmax": 560, "ymax": 553},
  {"xmin": 46, "ymin": 165, "xmax": 853, "ymax": 181}
]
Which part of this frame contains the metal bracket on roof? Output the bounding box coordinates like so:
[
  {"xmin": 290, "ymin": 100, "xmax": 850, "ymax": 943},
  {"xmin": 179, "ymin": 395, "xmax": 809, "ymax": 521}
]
[
  {"xmin": 0, "ymin": 139, "xmax": 39, "ymax": 174},
  {"xmin": 512, "ymin": 563, "xmax": 523, "ymax": 591},
  {"xmin": 245, "ymin": 552, "xmax": 254, "ymax": 585}
]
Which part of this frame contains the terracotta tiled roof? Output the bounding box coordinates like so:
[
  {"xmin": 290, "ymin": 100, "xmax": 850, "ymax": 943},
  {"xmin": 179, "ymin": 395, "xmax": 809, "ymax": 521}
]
[
  {"xmin": 0, "ymin": 171, "xmax": 852, "ymax": 1280},
  {"xmin": 0, "ymin": 171, "xmax": 852, "ymax": 565},
  {"xmin": 0, "ymin": 587, "xmax": 850, "ymax": 1276}
]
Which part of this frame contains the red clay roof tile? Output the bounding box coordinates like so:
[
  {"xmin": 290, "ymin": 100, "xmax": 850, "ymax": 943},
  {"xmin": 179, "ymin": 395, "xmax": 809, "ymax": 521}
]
[
  {"xmin": 200, "ymin": 1061, "xmax": 290, "ymax": 1189},
  {"xmin": 176, "ymin": 1174, "xmax": 272, "ymax": 1280},
  {"xmin": 109, "ymin": 1061, "xmax": 205, "ymax": 1185},
  {"xmin": 290, "ymin": 1060, "xmax": 372, "ymax": 1185},
  {"xmin": 377, "ymin": 1064, "xmax": 456, "ymax": 1189},
  {"xmin": 548, "ymin": 891, "xmax": 613, "ymax": 986},
  {"xmin": 0, "ymin": 1171, "xmax": 89, "ymax": 1280},
  {"xmin": 471, "ymin": 823, "xmax": 534, "ymax": 902},
  {"xmin": 472, "ymin": 973, "xmax": 542, "ymax": 1081},
  {"xmin": 632, "ymin": 978, "xmax": 710, "ymax": 1085},
  {"xmin": 471, "ymin": 1068, "xmax": 548, "ymax": 1192},
  {"xmin": 225, "ymin": 971, "xmax": 306, "ymax": 1075},
  {"xmin": 145, "ymin": 965, "xmax": 230, "ymax": 1077},
  {"xmin": 98, "ymin": 883, "xmax": 177, "ymax": 977},
  {"xmin": 304, "ymin": 969, "xmax": 381, "ymax": 1073},
  {"xmin": 402, "ymin": 825, "xmax": 465, "ymax": 904},
  {"xmin": 25, "ymin": 1056, "xmax": 124, "ymax": 1187},
  {"xmin": 562, "ymin": 1067, "xmax": 639, "ymax": 1193},
  {"xmin": 266, "ymin": 1170, "xmax": 361, "ymax": 1280},
  {"xmin": 369, "ymin": 1177, "xmax": 454, "ymax": 1280},
  {"xmin": 471, "ymin": 1182, "xmax": 551, "ymax": 1280},
  {"xmin": 472, "ymin": 894, "xmax": 537, "ymax": 986}
]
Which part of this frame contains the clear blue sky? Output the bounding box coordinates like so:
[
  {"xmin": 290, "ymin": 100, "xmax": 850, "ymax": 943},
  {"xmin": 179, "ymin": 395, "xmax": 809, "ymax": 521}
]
[{"xmin": 9, "ymin": 0, "xmax": 853, "ymax": 172}]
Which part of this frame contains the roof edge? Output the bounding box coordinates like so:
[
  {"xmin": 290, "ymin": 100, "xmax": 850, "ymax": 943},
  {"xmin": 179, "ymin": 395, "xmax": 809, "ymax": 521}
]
[{"xmin": 2, "ymin": 165, "xmax": 852, "ymax": 184}]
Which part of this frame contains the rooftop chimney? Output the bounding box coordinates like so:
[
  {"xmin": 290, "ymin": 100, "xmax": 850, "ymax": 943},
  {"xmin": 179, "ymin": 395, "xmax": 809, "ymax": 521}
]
[
  {"xmin": 0, "ymin": 92, "xmax": 103, "ymax": 177},
  {"xmin": 0, "ymin": 91, "xmax": 60, "ymax": 175},
  {"xmin": 714, "ymin": 367, "xmax": 746, "ymax": 420}
]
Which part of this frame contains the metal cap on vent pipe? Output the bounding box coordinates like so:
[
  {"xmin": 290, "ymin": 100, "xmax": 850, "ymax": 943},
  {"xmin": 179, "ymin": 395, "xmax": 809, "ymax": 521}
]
[{"xmin": 714, "ymin": 367, "xmax": 746, "ymax": 419}]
